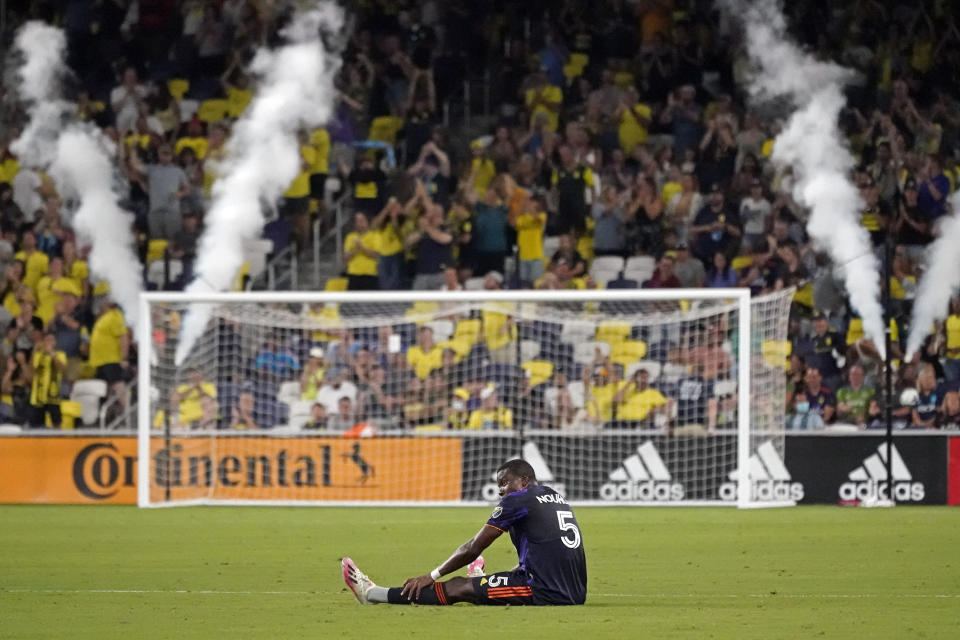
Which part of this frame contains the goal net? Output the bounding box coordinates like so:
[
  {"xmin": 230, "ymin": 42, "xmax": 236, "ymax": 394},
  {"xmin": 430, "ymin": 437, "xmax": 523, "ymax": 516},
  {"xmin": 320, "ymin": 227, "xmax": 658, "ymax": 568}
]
[{"xmin": 137, "ymin": 288, "xmax": 794, "ymax": 507}]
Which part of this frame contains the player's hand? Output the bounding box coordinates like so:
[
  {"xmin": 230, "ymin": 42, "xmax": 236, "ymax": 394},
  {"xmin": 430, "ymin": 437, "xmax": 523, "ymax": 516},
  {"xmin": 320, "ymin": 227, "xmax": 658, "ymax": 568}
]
[{"xmin": 400, "ymin": 574, "xmax": 434, "ymax": 601}]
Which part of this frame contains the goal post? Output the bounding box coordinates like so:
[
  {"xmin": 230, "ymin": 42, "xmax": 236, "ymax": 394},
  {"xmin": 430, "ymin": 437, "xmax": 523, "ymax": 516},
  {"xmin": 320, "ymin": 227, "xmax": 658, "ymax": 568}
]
[{"xmin": 137, "ymin": 287, "xmax": 794, "ymax": 508}]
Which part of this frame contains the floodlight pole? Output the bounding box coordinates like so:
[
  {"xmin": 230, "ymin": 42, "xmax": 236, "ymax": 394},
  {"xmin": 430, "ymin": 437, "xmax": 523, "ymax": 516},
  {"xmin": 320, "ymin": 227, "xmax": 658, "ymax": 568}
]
[{"xmin": 883, "ymin": 231, "xmax": 894, "ymax": 504}]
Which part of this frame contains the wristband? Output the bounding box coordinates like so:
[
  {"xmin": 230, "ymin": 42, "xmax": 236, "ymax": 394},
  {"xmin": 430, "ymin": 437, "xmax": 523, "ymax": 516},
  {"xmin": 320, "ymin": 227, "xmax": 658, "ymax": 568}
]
[{"xmin": 430, "ymin": 568, "xmax": 442, "ymax": 581}]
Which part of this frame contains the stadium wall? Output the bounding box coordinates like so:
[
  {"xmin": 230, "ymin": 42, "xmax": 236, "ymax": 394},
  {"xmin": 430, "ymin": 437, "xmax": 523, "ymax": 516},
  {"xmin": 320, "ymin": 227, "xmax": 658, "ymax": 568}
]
[{"xmin": 0, "ymin": 434, "xmax": 957, "ymax": 505}]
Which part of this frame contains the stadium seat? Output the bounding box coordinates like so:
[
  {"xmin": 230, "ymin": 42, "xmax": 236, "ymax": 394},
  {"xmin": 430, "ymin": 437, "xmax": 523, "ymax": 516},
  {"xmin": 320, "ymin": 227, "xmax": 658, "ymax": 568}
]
[
  {"xmin": 573, "ymin": 341, "xmax": 611, "ymax": 365},
  {"xmin": 146, "ymin": 259, "xmax": 183, "ymax": 290},
  {"xmin": 610, "ymin": 340, "xmax": 648, "ymax": 369},
  {"xmin": 454, "ymin": 319, "xmax": 482, "ymax": 343},
  {"xmin": 625, "ymin": 255, "xmax": 656, "ymax": 273},
  {"xmin": 146, "ymin": 239, "xmax": 168, "ymax": 263},
  {"xmin": 277, "ymin": 381, "xmax": 301, "ymax": 405},
  {"xmin": 244, "ymin": 239, "xmax": 273, "ymax": 281},
  {"xmin": 625, "ymin": 360, "xmax": 662, "ymax": 382},
  {"xmin": 543, "ymin": 236, "xmax": 561, "ymax": 260},
  {"xmin": 762, "ymin": 340, "xmax": 791, "ymax": 368},
  {"xmin": 463, "ymin": 277, "xmax": 486, "ymax": 290},
  {"xmin": 561, "ymin": 320, "xmax": 595, "ymax": 345},
  {"xmin": 522, "ymin": 360, "xmax": 554, "ymax": 388},
  {"xmin": 197, "ymin": 99, "xmax": 230, "ymax": 123},
  {"xmin": 60, "ymin": 400, "xmax": 83, "ymax": 429},
  {"xmin": 569, "ymin": 53, "xmax": 589, "ymax": 72},
  {"xmin": 425, "ymin": 320, "xmax": 454, "ymax": 342},
  {"xmin": 590, "ymin": 270, "xmax": 620, "ymax": 287},
  {"xmin": 731, "ymin": 255, "xmax": 753, "ymax": 271},
  {"xmin": 520, "ymin": 339, "xmax": 540, "ymax": 362},
  {"xmin": 167, "ymin": 78, "xmax": 190, "ymax": 99},
  {"xmin": 595, "ymin": 321, "xmax": 632, "ymax": 344},
  {"xmin": 71, "ymin": 379, "xmax": 108, "ymax": 426},
  {"xmin": 368, "ymin": 116, "xmax": 404, "ymax": 145},
  {"xmin": 324, "ymin": 277, "xmax": 348, "ymax": 291},
  {"xmin": 287, "ymin": 401, "xmax": 313, "ymax": 430},
  {"xmin": 591, "ymin": 256, "xmax": 625, "ymax": 276},
  {"xmin": 661, "ymin": 363, "xmax": 688, "ymax": 384},
  {"xmin": 438, "ymin": 338, "xmax": 471, "ymax": 358},
  {"xmin": 714, "ymin": 379, "xmax": 738, "ymax": 397},
  {"xmin": 406, "ymin": 301, "xmax": 439, "ymax": 322}
]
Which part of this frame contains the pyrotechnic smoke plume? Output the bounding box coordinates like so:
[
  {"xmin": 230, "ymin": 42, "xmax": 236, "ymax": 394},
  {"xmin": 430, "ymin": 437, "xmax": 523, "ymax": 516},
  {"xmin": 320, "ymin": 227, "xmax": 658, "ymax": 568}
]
[
  {"xmin": 175, "ymin": 3, "xmax": 344, "ymax": 366},
  {"xmin": 721, "ymin": 0, "xmax": 886, "ymax": 353},
  {"xmin": 9, "ymin": 21, "xmax": 71, "ymax": 168},
  {"xmin": 50, "ymin": 127, "xmax": 143, "ymax": 328},
  {"xmin": 906, "ymin": 194, "xmax": 960, "ymax": 358}
]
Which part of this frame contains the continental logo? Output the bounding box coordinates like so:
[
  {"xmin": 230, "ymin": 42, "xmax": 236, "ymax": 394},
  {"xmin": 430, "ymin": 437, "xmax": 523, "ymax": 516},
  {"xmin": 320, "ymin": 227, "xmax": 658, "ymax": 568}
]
[
  {"xmin": 72, "ymin": 442, "xmax": 137, "ymax": 500},
  {"xmin": 71, "ymin": 443, "xmax": 372, "ymax": 498}
]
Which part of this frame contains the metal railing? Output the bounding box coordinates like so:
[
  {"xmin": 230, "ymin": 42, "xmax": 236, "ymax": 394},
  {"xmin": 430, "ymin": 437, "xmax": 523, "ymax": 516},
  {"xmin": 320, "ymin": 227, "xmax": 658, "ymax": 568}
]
[{"xmin": 246, "ymin": 242, "xmax": 299, "ymax": 291}]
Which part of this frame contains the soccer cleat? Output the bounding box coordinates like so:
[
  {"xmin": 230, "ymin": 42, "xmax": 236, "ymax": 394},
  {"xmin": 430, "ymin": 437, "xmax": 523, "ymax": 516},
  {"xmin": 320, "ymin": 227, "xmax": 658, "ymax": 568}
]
[
  {"xmin": 466, "ymin": 555, "xmax": 486, "ymax": 578},
  {"xmin": 342, "ymin": 557, "xmax": 376, "ymax": 605}
]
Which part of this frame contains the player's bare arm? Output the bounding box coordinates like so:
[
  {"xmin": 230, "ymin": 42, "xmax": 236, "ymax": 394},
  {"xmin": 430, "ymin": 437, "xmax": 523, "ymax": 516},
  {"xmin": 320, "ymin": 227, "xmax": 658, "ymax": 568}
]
[{"xmin": 400, "ymin": 525, "xmax": 501, "ymax": 600}]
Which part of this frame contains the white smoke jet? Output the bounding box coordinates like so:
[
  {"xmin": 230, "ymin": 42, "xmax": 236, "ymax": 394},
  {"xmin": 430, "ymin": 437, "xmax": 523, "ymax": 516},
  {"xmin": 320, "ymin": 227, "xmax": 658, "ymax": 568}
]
[
  {"xmin": 906, "ymin": 193, "xmax": 960, "ymax": 358},
  {"xmin": 9, "ymin": 21, "xmax": 71, "ymax": 168},
  {"xmin": 50, "ymin": 127, "xmax": 143, "ymax": 328},
  {"xmin": 175, "ymin": 3, "xmax": 344, "ymax": 366},
  {"xmin": 722, "ymin": 0, "xmax": 886, "ymax": 353}
]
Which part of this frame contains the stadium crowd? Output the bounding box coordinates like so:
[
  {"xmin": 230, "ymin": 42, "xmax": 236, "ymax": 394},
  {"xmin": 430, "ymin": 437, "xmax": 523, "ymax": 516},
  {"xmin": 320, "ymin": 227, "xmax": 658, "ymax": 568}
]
[{"xmin": 0, "ymin": 0, "xmax": 959, "ymax": 432}]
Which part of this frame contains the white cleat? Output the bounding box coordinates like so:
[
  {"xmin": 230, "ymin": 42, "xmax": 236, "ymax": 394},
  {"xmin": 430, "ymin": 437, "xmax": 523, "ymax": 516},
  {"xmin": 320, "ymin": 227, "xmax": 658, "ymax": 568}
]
[
  {"xmin": 466, "ymin": 555, "xmax": 486, "ymax": 578},
  {"xmin": 342, "ymin": 557, "xmax": 376, "ymax": 605}
]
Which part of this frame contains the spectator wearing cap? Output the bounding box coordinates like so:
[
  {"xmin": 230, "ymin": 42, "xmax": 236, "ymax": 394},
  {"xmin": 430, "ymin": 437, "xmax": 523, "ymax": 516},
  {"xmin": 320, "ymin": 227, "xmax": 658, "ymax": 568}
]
[
  {"xmin": 739, "ymin": 178, "xmax": 772, "ymax": 250},
  {"xmin": 300, "ymin": 346, "xmax": 327, "ymax": 402},
  {"xmin": 690, "ymin": 183, "xmax": 742, "ymax": 264},
  {"xmin": 344, "ymin": 212, "xmax": 379, "ymax": 291},
  {"xmin": 673, "ymin": 241, "xmax": 706, "ymax": 288},
  {"xmin": 893, "ymin": 177, "xmax": 934, "ymax": 260},
  {"xmin": 795, "ymin": 311, "xmax": 844, "ymax": 392},
  {"xmin": 467, "ymin": 384, "xmax": 513, "ymax": 430}
]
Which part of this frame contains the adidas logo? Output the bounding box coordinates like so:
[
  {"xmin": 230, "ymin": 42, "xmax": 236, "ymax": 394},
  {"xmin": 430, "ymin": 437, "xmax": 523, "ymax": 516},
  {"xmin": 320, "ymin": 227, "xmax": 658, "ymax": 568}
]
[
  {"xmin": 481, "ymin": 442, "xmax": 566, "ymax": 502},
  {"xmin": 839, "ymin": 443, "xmax": 925, "ymax": 502},
  {"xmin": 719, "ymin": 441, "xmax": 804, "ymax": 502},
  {"xmin": 599, "ymin": 441, "xmax": 684, "ymax": 502}
]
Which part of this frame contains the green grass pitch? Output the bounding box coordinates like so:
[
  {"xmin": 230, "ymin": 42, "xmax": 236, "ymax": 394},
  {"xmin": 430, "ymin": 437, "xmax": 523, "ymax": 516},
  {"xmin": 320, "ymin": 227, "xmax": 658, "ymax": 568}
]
[{"xmin": 2, "ymin": 505, "xmax": 959, "ymax": 639}]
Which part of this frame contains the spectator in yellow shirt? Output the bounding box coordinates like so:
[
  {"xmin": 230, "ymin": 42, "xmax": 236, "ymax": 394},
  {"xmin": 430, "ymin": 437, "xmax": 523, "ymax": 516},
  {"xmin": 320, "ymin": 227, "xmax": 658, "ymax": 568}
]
[
  {"xmin": 616, "ymin": 88, "xmax": 653, "ymax": 154},
  {"xmin": 309, "ymin": 127, "xmax": 331, "ymax": 201},
  {"xmin": 28, "ymin": 332, "xmax": 66, "ymax": 428},
  {"xmin": 613, "ymin": 368, "xmax": 668, "ymax": 427},
  {"xmin": 14, "ymin": 231, "xmax": 48, "ymax": 295},
  {"xmin": 466, "ymin": 385, "xmax": 514, "ymax": 430},
  {"xmin": 282, "ymin": 131, "xmax": 316, "ymax": 249},
  {"xmin": 406, "ymin": 326, "xmax": 443, "ymax": 380},
  {"xmin": 511, "ymin": 194, "xmax": 547, "ymax": 285},
  {"xmin": 88, "ymin": 301, "xmax": 129, "ymax": 399},
  {"xmin": 371, "ymin": 198, "xmax": 405, "ymax": 290},
  {"xmin": 171, "ymin": 368, "xmax": 218, "ymax": 429},
  {"xmin": 344, "ymin": 212, "xmax": 379, "ymax": 290},
  {"xmin": 525, "ymin": 69, "xmax": 563, "ymax": 133}
]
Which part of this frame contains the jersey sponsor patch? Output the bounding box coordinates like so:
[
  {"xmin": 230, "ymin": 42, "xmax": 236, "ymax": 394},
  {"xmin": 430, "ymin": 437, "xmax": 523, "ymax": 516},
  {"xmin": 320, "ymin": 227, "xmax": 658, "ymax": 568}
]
[{"xmin": 491, "ymin": 506, "xmax": 503, "ymax": 519}]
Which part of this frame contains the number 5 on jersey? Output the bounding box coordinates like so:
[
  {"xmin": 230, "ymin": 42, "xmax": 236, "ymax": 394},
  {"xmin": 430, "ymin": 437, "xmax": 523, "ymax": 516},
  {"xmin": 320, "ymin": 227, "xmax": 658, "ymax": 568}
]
[{"xmin": 556, "ymin": 510, "xmax": 581, "ymax": 549}]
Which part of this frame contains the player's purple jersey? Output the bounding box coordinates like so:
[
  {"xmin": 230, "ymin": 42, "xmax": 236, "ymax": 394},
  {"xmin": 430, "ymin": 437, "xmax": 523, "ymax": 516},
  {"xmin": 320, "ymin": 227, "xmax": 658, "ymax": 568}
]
[{"xmin": 486, "ymin": 484, "xmax": 587, "ymax": 604}]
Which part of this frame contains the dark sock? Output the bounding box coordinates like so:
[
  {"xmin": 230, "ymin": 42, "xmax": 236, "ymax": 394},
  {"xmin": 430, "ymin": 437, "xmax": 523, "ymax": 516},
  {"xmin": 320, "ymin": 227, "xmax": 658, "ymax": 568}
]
[{"xmin": 386, "ymin": 582, "xmax": 447, "ymax": 605}]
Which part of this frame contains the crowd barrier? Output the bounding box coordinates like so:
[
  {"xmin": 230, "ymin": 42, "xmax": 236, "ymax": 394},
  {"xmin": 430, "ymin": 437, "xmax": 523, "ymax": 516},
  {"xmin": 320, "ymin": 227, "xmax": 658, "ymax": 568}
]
[{"xmin": 1, "ymin": 433, "xmax": 958, "ymax": 505}]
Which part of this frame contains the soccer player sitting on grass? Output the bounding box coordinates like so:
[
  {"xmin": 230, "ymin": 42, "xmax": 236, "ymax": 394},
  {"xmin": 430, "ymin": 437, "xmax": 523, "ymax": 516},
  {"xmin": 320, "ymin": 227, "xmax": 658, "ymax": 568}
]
[{"xmin": 342, "ymin": 459, "xmax": 587, "ymax": 606}]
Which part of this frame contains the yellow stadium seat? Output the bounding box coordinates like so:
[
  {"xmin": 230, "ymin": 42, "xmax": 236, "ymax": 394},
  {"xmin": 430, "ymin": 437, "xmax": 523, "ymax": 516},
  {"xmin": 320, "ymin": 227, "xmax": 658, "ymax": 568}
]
[
  {"xmin": 522, "ymin": 360, "xmax": 554, "ymax": 388},
  {"xmin": 147, "ymin": 239, "xmax": 168, "ymax": 263},
  {"xmin": 306, "ymin": 305, "xmax": 342, "ymax": 341},
  {"xmin": 60, "ymin": 400, "xmax": 82, "ymax": 430},
  {"xmin": 563, "ymin": 63, "xmax": 584, "ymax": 82},
  {"xmin": 167, "ymin": 78, "xmax": 190, "ymax": 100},
  {"xmin": 439, "ymin": 339, "xmax": 471, "ymax": 359},
  {"xmin": 324, "ymin": 277, "xmax": 348, "ymax": 292},
  {"xmin": 197, "ymin": 99, "xmax": 230, "ymax": 123},
  {"xmin": 731, "ymin": 255, "xmax": 753, "ymax": 271},
  {"xmin": 762, "ymin": 340, "xmax": 791, "ymax": 369},
  {"xmin": 596, "ymin": 321, "xmax": 632, "ymax": 345},
  {"xmin": 569, "ymin": 53, "xmax": 589, "ymax": 71},
  {"xmin": 614, "ymin": 72, "xmax": 635, "ymax": 88},
  {"xmin": 368, "ymin": 116, "xmax": 404, "ymax": 145},
  {"xmin": 414, "ymin": 424, "xmax": 445, "ymax": 433},
  {"xmin": 454, "ymin": 318, "xmax": 482, "ymax": 343},
  {"xmin": 93, "ymin": 281, "xmax": 111, "ymax": 296},
  {"xmin": 405, "ymin": 301, "xmax": 439, "ymax": 323},
  {"xmin": 610, "ymin": 340, "xmax": 648, "ymax": 369}
]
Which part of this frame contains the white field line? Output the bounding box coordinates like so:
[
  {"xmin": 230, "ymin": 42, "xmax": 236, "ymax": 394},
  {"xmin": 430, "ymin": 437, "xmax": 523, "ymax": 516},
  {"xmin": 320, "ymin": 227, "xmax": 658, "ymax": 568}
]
[{"xmin": 3, "ymin": 588, "xmax": 959, "ymax": 599}]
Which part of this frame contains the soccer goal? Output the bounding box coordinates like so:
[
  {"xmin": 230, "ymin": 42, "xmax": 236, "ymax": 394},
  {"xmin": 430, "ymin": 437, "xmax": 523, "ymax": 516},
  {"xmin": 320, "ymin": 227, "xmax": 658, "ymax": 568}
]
[{"xmin": 137, "ymin": 287, "xmax": 794, "ymax": 508}]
